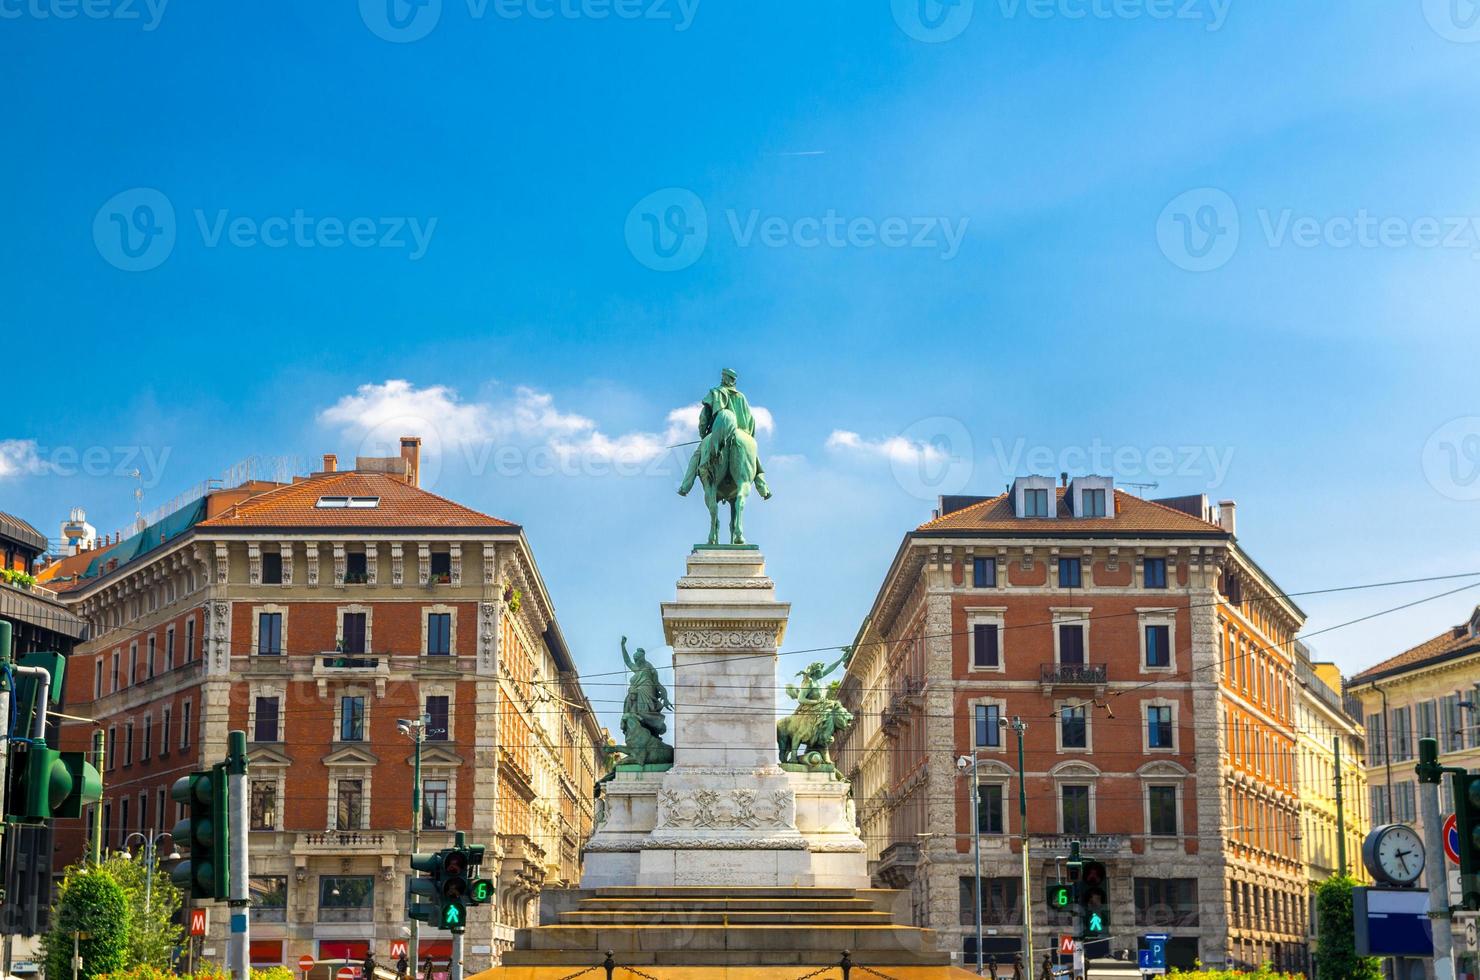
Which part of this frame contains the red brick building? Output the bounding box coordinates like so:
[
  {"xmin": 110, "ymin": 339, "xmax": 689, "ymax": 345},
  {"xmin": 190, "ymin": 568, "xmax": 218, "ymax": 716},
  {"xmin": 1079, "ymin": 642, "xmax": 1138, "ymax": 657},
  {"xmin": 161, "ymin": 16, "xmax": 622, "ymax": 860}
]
[
  {"xmin": 834, "ymin": 476, "xmax": 1307, "ymax": 971},
  {"xmin": 42, "ymin": 441, "xmax": 602, "ymax": 972}
]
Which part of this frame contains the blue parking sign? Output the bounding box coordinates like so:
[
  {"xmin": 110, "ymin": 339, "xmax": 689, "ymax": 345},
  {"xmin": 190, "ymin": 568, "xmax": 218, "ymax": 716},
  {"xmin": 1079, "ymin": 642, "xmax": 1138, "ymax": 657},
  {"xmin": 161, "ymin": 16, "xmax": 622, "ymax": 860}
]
[{"xmin": 1139, "ymin": 934, "xmax": 1168, "ymax": 973}]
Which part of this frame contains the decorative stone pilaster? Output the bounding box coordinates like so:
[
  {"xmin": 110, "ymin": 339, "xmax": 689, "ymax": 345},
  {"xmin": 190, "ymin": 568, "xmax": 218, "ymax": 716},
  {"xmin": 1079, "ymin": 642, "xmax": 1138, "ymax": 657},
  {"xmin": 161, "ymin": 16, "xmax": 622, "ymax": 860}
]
[
  {"xmin": 418, "ymin": 544, "xmax": 431, "ymax": 586},
  {"xmin": 449, "ymin": 543, "xmax": 462, "ymax": 587},
  {"xmin": 332, "ymin": 543, "xmax": 346, "ymax": 587},
  {"xmin": 365, "ymin": 543, "xmax": 378, "ymax": 586},
  {"xmin": 279, "ymin": 541, "xmax": 294, "ymax": 587},
  {"xmin": 305, "ymin": 542, "xmax": 319, "ymax": 588},
  {"xmin": 213, "ymin": 543, "xmax": 229, "ymax": 585},
  {"xmin": 391, "ymin": 543, "xmax": 404, "ymax": 587},
  {"xmin": 247, "ymin": 543, "xmax": 262, "ymax": 585}
]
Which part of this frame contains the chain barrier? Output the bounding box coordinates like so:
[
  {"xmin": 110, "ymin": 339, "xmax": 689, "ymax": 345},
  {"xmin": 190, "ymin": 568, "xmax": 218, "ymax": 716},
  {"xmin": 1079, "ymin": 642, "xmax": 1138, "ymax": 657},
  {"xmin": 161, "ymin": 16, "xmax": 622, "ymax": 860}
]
[
  {"xmin": 554, "ymin": 967, "xmax": 600, "ymax": 980},
  {"xmin": 854, "ymin": 965, "xmax": 906, "ymax": 980},
  {"xmin": 619, "ymin": 966, "xmax": 665, "ymax": 980},
  {"xmin": 790, "ymin": 965, "xmax": 840, "ymax": 980}
]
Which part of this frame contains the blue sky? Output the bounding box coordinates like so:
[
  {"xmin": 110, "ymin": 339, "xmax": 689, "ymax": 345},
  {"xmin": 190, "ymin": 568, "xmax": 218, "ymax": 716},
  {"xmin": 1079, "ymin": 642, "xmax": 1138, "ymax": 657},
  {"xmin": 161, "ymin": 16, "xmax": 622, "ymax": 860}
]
[{"xmin": 5, "ymin": 0, "xmax": 1480, "ymax": 724}]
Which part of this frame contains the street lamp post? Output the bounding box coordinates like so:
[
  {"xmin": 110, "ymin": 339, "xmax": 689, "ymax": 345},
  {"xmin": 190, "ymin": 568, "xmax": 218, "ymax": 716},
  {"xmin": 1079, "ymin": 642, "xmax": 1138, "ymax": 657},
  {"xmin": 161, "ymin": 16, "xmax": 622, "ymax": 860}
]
[
  {"xmin": 122, "ymin": 830, "xmax": 181, "ymax": 914},
  {"xmin": 958, "ymin": 717, "xmax": 1033, "ymax": 980},
  {"xmin": 398, "ymin": 717, "xmax": 428, "ymax": 973}
]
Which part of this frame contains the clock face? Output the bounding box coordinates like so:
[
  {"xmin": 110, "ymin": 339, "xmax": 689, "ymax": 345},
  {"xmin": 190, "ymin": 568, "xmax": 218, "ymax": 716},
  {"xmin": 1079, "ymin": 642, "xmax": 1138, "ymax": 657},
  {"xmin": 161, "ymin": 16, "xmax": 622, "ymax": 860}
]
[{"xmin": 1369, "ymin": 825, "xmax": 1425, "ymax": 885}]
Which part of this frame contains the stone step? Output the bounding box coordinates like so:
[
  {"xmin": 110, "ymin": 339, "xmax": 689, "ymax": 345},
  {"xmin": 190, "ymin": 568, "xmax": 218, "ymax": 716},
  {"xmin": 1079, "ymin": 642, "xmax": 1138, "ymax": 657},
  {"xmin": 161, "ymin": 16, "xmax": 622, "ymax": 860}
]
[
  {"xmin": 590, "ymin": 886, "xmax": 861, "ymax": 899},
  {"xmin": 501, "ymin": 946, "xmax": 955, "ymax": 967},
  {"xmin": 516, "ymin": 923, "xmax": 941, "ymax": 954},
  {"xmin": 559, "ymin": 910, "xmax": 895, "ymax": 926},
  {"xmin": 578, "ymin": 897, "xmax": 879, "ymax": 912}
]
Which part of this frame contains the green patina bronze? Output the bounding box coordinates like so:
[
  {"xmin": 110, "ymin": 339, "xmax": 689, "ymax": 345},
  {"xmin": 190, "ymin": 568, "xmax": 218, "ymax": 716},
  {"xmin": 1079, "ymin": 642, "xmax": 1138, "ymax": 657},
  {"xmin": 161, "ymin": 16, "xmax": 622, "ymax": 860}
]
[
  {"xmin": 608, "ymin": 636, "xmax": 674, "ymax": 768},
  {"xmin": 776, "ymin": 647, "xmax": 854, "ymax": 771},
  {"xmin": 678, "ymin": 367, "xmax": 772, "ymax": 545}
]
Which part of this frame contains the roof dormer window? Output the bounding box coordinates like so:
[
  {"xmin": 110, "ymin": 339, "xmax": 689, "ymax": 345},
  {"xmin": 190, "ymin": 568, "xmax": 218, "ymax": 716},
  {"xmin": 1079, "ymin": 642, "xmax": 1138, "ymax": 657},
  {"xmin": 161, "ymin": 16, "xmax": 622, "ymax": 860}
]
[
  {"xmin": 1011, "ymin": 476, "xmax": 1057, "ymax": 518},
  {"xmin": 315, "ymin": 496, "xmax": 381, "ymax": 509},
  {"xmin": 1067, "ymin": 476, "xmax": 1115, "ymax": 519}
]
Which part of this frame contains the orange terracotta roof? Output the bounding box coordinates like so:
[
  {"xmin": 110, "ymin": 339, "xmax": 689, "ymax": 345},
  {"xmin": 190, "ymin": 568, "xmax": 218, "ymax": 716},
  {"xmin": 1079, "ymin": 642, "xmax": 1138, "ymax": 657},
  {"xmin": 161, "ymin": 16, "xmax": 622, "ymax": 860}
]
[
  {"xmin": 1349, "ymin": 613, "xmax": 1480, "ymax": 684},
  {"xmin": 36, "ymin": 549, "xmax": 100, "ymax": 591},
  {"xmin": 917, "ymin": 488, "xmax": 1226, "ymax": 535},
  {"xmin": 198, "ymin": 472, "xmax": 516, "ymax": 530}
]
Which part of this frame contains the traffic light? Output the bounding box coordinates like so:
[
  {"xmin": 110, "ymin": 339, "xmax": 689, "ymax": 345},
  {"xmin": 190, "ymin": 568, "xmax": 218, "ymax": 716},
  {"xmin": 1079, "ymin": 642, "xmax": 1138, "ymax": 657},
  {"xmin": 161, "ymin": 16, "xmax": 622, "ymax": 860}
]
[
  {"xmin": 2, "ymin": 648, "xmax": 102, "ymax": 824},
  {"xmin": 467, "ymin": 878, "xmax": 493, "ymax": 906},
  {"xmin": 440, "ymin": 848, "xmax": 469, "ymax": 933},
  {"xmin": 1046, "ymin": 882, "xmax": 1073, "ymax": 912},
  {"xmin": 408, "ymin": 852, "xmax": 442, "ymax": 924},
  {"xmin": 171, "ymin": 767, "xmax": 229, "ymax": 900},
  {"xmin": 1079, "ymin": 860, "xmax": 1109, "ymax": 939},
  {"xmin": 1454, "ymin": 770, "xmax": 1480, "ymax": 911}
]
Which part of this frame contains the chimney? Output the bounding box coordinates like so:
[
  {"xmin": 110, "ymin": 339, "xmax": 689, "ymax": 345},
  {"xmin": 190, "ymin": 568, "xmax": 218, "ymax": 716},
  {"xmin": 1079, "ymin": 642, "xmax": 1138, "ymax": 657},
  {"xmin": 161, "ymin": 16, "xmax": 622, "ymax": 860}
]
[
  {"xmin": 322, "ymin": 453, "xmax": 337, "ymax": 473},
  {"xmin": 1218, "ymin": 499, "xmax": 1237, "ymax": 536},
  {"xmin": 1060, "ymin": 472, "xmax": 1069, "ymax": 488},
  {"xmin": 400, "ymin": 436, "xmax": 421, "ymax": 488}
]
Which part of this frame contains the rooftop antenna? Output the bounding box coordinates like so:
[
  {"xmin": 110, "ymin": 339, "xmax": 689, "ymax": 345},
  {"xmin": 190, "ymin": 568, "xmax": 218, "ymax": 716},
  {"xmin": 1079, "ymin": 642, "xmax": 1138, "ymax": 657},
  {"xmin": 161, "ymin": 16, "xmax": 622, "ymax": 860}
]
[
  {"xmin": 1122, "ymin": 481, "xmax": 1159, "ymax": 497},
  {"xmin": 131, "ymin": 468, "xmax": 145, "ymax": 534}
]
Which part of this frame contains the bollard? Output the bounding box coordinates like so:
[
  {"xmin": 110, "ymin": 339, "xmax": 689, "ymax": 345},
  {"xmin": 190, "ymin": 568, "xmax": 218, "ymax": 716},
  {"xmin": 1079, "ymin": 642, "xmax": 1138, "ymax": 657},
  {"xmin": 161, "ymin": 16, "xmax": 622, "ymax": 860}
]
[
  {"xmin": 603, "ymin": 951, "xmax": 614, "ymax": 980},
  {"xmin": 840, "ymin": 950, "xmax": 852, "ymax": 980}
]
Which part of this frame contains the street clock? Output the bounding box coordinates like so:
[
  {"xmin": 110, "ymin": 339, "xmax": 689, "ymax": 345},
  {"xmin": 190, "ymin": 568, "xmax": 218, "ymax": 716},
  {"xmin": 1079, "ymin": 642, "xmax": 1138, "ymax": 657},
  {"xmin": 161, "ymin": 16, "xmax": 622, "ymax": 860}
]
[{"xmin": 1362, "ymin": 823, "xmax": 1426, "ymax": 886}]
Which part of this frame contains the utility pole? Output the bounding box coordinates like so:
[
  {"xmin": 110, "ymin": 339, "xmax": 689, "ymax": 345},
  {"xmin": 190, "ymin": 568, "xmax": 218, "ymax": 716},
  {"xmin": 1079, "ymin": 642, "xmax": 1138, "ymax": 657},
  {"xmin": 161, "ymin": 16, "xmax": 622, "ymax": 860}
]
[
  {"xmin": 400, "ymin": 717, "xmax": 427, "ymax": 974},
  {"xmin": 225, "ymin": 730, "xmax": 250, "ymax": 980},
  {"xmin": 449, "ymin": 832, "xmax": 465, "ymax": 980},
  {"xmin": 1333, "ymin": 737, "xmax": 1347, "ymax": 876},
  {"xmin": 90, "ymin": 729, "xmax": 105, "ymax": 865},
  {"xmin": 1012, "ymin": 716, "xmax": 1033, "ymax": 973},
  {"xmin": 967, "ymin": 760, "xmax": 983, "ymax": 975},
  {"xmin": 1416, "ymin": 738, "xmax": 1456, "ymax": 980}
]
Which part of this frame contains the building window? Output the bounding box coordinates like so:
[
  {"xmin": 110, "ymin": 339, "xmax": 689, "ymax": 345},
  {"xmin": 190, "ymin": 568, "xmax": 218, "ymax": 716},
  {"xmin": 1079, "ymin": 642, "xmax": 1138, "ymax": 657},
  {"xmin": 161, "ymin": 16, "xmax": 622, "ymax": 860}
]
[
  {"xmin": 1370, "ymin": 785, "xmax": 1389, "ymax": 825},
  {"xmin": 1061, "ymin": 706, "xmax": 1087, "ymax": 749},
  {"xmin": 1134, "ymin": 878, "xmax": 1199, "ymax": 927},
  {"xmin": 1145, "ymin": 625, "xmax": 1170, "ymax": 668},
  {"xmin": 252, "ymin": 876, "xmax": 288, "ymax": 923},
  {"xmin": 1143, "ymin": 557, "xmax": 1167, "ymax": 589},
  {"xmin": 345, "ymin": 552, "xmax": 368, "ymax": 584},
  {"xmin": 257, "ymin": 613, "xmax": 283, "ymax": 656},
  {"xmin": 147, "ymin": 636, "xmax": 156, "ymax": 678},
  {"xmin": 1059, "ymin": 558, "xmax": 1082, "ymax": 588},
  {"xmin": 976, "ymin": 784, "xmax": 1004, "ymax": 834},
  {"xmin": 1061, "ymin": 784, "xmax": 1090, "ymax": 834},
  {"xmin": 1147, "ymin": 706, "xmax": 1174, "ymax": 749},
  {"xmin": 318, "ymin": 876, "xmax": 374, "ymax": 922},
  {"xmin": 340, "ymin": 613, "xmax": 367, "ymax": 655},
  {"xmin": 340, "ymin": 696, "xmax": 366, "ymax": 742},
  {"xmin": 335, "ymin": 779, "xmax": 364, "ymax": 830},
  {"xmin": 94, "ymin": 658, "xmax": 102, "ymax": 699},
  {"xmin": 165, "ymin": 628, "xmax": 175, "ymax": 670},
  {"xmin": 1081, "ymin": 488, "xmax": 1107, "ymax": 517},
  {"xmin": 1443, "ymin": 695, "xmax": 1466, "ymax": 753},
  {"xmin": 111, "ymin": 651, "xmax": 120, "ymax": 692},
  {"xmin": 1148, "ymin": 785, "xmax": 1179, "ymax": 835},
  {"xmin": 161, "ymin": 706, "xmax": 172, "ymax": 755},
  {"xmin": 1065, "ymin": 624, "xmax": 1089, "ymax": 663},
  {"xmin": 186, "ymin": 618, "xmax": 196, "ymax": 663},
  {"xmin": 251, "ymin": 779, "xmax": 278, "ymax": 830},
  {"xmin": 971, "ymin": 623, "xmax": 999, "ymax": 669},
  {"xmin": 1418, "ymin": 700, "xmax": 1438, "ymax": 741},
  {"xmin": 422, "ymin": 779, "xmax": 449, "ymax": 830},
  {"xmin": 261, "ymin": 552, "xmax": 283, "ymax": 585},
  {"xmin": 1391, "ymin": 706, "xmax": 1413, "ymax": 761},
  {"xmin": 972, "ymin": 557, "xmax": 995, "ymax": 588},
  {"xmin": 975, "ymin": 704, "xmax": 1001, "ymax": 748},
  {"xmin": 1023, "ymin": 488, "xmax": 1050, "ymax": 518},
  {"xmin": 1395, "ymin": 780, "xmax": 1416, "ymax": 823},
  {"xmin": 181, "ymin": 701, "xmax": 192, "ymax": 748},
  {"xmin": 124, "ymin": 722, "xmax": 134, "ymax": 767},
  {"xmin": 427, "ymin": 613, "xmax": 452, "ymax": 657},
  {"xmin": 425, "ymin": 695, "xmax": 449, "ymax": 742},
  {"xmin": 959, "ymin": 877, "xmax": 1022, "ymax": 927},
  {"xmin": 142, "ymin": 715, "xmax": 152, "ymax": 761},
  {"xmin": 429, "ymin": 551, "xmax": 452, "ymax": 582},
  {"xmin": 255, "ymin": 696, "xmax": 280, "ymax": 742},
  {"xmin": 129, "ymin": 643, "xmax": 138, "ymax": 686}
]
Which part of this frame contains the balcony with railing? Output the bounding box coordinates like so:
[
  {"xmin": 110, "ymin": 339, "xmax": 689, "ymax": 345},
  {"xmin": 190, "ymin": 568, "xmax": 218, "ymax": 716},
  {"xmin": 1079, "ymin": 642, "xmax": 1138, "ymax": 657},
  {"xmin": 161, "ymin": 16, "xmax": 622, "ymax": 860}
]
[
  {"xmin": 312, "ymin": 653, "xmax": 390, "ymax": 695},
  {"xmin": 1030, "ymin": 833, "xmax": 1129, "ymax": 856},
  {"xmin": 1040, "ymin": 663, "xmax": 1108, "ymax": 689}
]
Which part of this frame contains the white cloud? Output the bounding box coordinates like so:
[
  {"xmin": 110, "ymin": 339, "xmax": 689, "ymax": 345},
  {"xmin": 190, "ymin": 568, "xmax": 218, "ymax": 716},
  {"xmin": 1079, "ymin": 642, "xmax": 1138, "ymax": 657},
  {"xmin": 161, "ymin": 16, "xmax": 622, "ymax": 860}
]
[
  {"xmin": 825, "ymin": 430, "xmax": 947, "ymax": 465},
  {"xmin": 318, "ymin": 380, "xmax": 776, "ymax": 471},
  {"xmin": 0, "ymin": 440, "xmax": 45, "ymax": 479}
]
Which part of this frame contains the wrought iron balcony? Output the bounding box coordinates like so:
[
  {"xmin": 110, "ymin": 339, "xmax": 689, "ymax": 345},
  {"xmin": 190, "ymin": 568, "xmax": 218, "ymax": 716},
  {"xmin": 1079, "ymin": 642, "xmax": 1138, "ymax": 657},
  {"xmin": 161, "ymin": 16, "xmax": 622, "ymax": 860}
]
[
  {"xmin": 312, "ymin": 653, "xmax": 390, "ymax": 696},
  {"xmin": 1040, "ymin": 663, "xmax": 1107, "ymax": 687}
]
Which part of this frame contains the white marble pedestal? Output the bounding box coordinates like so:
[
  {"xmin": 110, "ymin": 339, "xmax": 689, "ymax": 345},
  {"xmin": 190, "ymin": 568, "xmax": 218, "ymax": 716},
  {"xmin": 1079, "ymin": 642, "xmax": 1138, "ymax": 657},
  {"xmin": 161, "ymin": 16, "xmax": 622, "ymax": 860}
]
[{"xmin": 580, "ymin": 546, "xmax": 867, "ymax": 889}]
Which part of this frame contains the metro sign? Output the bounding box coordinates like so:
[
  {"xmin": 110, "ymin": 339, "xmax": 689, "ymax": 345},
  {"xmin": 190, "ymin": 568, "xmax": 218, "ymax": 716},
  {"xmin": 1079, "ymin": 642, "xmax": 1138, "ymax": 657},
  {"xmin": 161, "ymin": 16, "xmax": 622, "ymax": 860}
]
[
  {"xmin": 189, "ymin": 908, "xmax": 209, "ymax": 937},
  {"xmin": 1058, "ymin": 935, "xmax": 1076, "ymax": 956},
  {"xmin": 389, "ymin": 941, "xmax": 408, "ymax": 960}
]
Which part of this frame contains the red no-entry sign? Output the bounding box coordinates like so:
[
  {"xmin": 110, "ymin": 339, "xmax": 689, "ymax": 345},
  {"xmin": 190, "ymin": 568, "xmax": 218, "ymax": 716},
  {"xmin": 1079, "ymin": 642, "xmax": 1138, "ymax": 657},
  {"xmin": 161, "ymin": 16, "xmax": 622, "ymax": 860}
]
[
  {"xmin": 298, "ymin": 956, "xmax": 315, "ymax": 973},
  {"xmin": 337, "ymin": 968, "xmax": 355, "ymax": 980},
  {"xmin": 1444, "ymin": 812, "xmax": 1461, "ymax": 865}
]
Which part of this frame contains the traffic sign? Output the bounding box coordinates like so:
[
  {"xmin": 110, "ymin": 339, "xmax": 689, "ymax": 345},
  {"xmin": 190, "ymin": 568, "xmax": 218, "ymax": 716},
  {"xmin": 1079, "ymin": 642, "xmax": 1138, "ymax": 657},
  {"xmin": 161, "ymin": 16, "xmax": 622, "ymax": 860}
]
[
  {"xmin": 337, "ymin": 967, "xmax": 355, "ymax": 980},
  {"xmin": 1139, "ymin": 933, "xmax": 1169, "ymax": 974},
  {"xmin": 1058, "ymin": 934, "xmax": 1076, "ymax": 956},
  {"xmin": 1445, "ymin": 812, "xmax": 1461, "ymax": 865},
  {"xmin": 298, "ymin": 956, "xmax": 315, "ymax": 973},
  {"xmin": 389, "ymin": 941, "xmax": 408, "ymax": 960},
  {"xmin": 189, "ymin": 908, "xmax": 209, "ymax": 937}
]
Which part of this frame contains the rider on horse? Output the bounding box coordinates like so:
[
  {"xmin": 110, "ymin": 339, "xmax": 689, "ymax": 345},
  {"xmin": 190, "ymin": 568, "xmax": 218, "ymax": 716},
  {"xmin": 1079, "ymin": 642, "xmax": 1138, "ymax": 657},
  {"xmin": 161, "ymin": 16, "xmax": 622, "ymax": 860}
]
[{"xmin": 677, "ymin": 367, "xmax": 772, "ymax": 499}]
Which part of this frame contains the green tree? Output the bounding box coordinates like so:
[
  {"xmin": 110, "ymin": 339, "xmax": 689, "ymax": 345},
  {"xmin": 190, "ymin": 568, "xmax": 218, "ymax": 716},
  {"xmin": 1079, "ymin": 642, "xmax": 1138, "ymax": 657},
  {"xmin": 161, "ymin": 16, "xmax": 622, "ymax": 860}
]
[
  {"xmin": 1315, "ymin": 874, "xmax": 1381, "ymax": 980},
  {"xmin": 42, "ymin": 867, "xmax": 132, "ymax": 980},
  {"xmin": 98, "ymin": 852, "xmax": 184, "ymax": 969}
]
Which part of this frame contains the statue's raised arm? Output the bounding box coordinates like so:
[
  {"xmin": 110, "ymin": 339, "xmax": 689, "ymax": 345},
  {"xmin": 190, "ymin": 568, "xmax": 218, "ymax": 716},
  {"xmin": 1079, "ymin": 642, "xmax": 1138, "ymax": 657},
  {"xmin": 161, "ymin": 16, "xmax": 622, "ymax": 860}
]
[{"xmin": 621, "ymin": 635, "xmax": 634, "ymax": 672}]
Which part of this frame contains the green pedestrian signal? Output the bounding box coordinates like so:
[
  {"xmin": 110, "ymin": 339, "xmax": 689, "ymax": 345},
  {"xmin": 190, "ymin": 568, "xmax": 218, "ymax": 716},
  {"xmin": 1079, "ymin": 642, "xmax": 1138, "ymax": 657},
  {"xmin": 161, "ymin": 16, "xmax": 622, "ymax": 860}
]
[
  {"xmin": 441, "ymin": 900, "xmax": 465, "ymax": 932},
  {"xmin": 1086, "ymin": 910, "xmax": 1105, "ymax": 934},
  {"xmin": 1079, "ymin": 859, "xmax": 1109, "ymax": 940},
  {"xmin": 170, "ymin": 767, "xmax": 229, "ymax": 900},
  {"xmin": 1046, "ymin": 883, "xmax": 1073, "ymax": 909}
]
